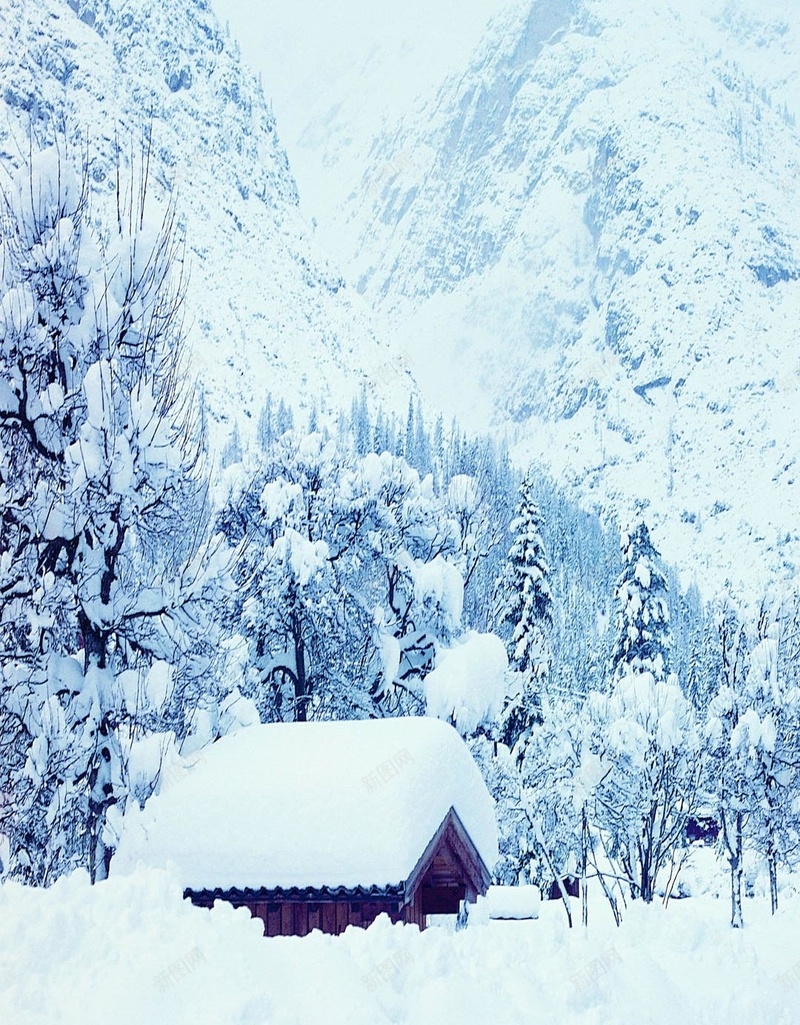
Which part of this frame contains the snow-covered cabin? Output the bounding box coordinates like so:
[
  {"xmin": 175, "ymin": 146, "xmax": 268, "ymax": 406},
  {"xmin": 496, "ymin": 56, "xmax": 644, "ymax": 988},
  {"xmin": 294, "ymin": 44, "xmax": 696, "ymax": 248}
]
[{"xmin": 114, "ymin": 717, "xmax": 497, "ymax": 935}]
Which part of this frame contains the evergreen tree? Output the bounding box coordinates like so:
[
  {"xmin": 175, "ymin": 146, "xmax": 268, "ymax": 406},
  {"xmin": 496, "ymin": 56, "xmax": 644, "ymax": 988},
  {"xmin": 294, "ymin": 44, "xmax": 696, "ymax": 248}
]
[
  {"xmin": 433, "ymin": 414, "xmax": 445, "ymax": 475},
  {"xmin": 403, "ymin": 396, "xmax": 415, "ymax": 462},
  {"xmin": 414, "ymin": 401, "xmax": 431, "ymax": 476},
  {"xmin": 687, "ymin": 597, "xmax": 723, "ymax": 714},
  {"xmin": 275, "ymin": 399, "xmax": 293, "ymax": 435},
  {"xmin": 492, "ymin": 477, "xmax": 552, "ymax": 754},
  {"xmin": 373, "ymin": 407, "xmax": 389, "ymax": 455},
  {"xmin": 352, "ymin": 385, "xmax": 370, "ymax": 456},
  {"xmin": 220, "ymin": 422, "xmax": 242, "ymax": 467},
  {"xmin": 256, "ymin": 394, "xmax": 274, "ymax": 451},
  {"xmin": 610, "ymin": 521, "xmax": 671, "ymax": 683}
]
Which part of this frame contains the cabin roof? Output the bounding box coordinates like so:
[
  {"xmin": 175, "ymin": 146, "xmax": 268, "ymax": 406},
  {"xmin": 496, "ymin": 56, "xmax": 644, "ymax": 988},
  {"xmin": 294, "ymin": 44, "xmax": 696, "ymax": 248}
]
[{"xmin": 114, "ymin": 717, "xmax": 497, "ymax": 892}]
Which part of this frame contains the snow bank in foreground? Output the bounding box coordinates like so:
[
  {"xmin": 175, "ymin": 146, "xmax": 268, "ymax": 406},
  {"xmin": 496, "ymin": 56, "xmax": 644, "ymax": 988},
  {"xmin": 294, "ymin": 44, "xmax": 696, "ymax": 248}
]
[{"xmin": 3, "ymin": 867, "xmax": 800, "ymax": 1025}]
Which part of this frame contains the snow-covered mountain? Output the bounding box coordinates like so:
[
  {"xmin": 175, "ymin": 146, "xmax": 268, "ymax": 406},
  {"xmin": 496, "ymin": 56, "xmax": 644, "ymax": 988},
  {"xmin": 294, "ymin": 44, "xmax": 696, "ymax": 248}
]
[
  {"xmin": 297, "ymin": 0, "xmax": 800, "ymax": 591},
  {"xmin": 5, "ymin": 0, "xmax": 800, "ymax": 590},
  {"xmin": 0, "ymin": 0, "xmax": 413, "ymax": 450}
]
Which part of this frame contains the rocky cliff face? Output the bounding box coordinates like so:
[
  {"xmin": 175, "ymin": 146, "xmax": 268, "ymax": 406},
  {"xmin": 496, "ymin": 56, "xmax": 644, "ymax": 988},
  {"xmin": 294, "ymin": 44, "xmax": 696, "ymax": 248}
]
[
  {"xmin": 0, "ymin": 0, "xmax": 413, "ymax": 449},
  {"xmin": 319, "ymin": 0, "xmax": 800, "ymax": 588}
]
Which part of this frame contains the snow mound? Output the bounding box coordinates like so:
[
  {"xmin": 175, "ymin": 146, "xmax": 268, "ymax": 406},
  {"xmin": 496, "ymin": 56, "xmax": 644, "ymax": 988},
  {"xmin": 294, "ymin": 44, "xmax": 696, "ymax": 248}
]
[
  {"xmin": 113, "ymin": 717, "xmax": 498, "ymax": 890},
  {"xmin": 470, "ymin": 884, "xmax": 541, "ymax": 923},
  {"xmin": 0, "ymin": 867, "xmax": 378, "ymax": 1025},
  {"xmin": 2, "ymin": 867, "xmax": 800, "ymax": 1025}
]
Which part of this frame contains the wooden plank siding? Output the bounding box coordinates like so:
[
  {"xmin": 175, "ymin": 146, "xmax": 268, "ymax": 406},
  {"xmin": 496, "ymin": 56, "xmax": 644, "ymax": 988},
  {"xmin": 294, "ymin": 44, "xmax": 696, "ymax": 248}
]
[
  {"xmin": 322, "ymin": 902, "xmax": 337, "ymax": 935},
  {"xmin": 336, "ymin": 901, "xmax": 349, "ymax": 935},
  {"xmin": 253, "ymin": 902, "xmax": 267, "ymax": 935},
  {"xmin": 403, "ymin": 887, "xmax": 424, "ymax": 928},
  {"xmin": 237, "ymin": 897, "xmax": 407, "ymax": 935},
  {"xmin": 267, "ymin": 903, "xmax": 281, "ymax": 937},
  {"xmin": 294, "ymin": 903, "xmax": 309, "ymax": 937}
]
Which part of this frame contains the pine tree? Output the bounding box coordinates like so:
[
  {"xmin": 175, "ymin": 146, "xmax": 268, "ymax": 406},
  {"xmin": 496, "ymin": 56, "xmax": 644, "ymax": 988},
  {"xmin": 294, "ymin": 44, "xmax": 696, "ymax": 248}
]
[
  {"xmin": 220, "ymin": 422, "xmax": 242, "ymax": 467},
  {"xmin": 610, "ymin": 521, "xmax": 671, "ymax": 683},
  {"xmin": 403, "ymin": 396, "xmax": 415, "ymax": 462},
  {"xmin": 257, "ymin": 394, "xmax": 274, "ymax": 451},
  {"xmin": 275, "ymin": 399, "xmax": 293, "ymax": 435},
  {"xmin": 352, "ymin": 385, "xmax": 370, "ymax": 455},
  {"xmin": 493, "ymin": 476, "xmax": 552, "ymax": 753}
]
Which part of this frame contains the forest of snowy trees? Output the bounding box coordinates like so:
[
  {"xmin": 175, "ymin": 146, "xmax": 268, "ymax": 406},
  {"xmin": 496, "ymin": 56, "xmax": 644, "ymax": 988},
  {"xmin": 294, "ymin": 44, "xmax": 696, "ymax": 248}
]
[{"xmin": 2, "ymin": 140, "xmax": 800, "ymax": 931}]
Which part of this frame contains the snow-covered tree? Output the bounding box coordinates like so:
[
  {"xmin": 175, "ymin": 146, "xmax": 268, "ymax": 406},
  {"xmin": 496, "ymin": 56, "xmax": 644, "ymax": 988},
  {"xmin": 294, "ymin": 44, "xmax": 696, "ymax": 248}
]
[
  {"xmin": 706, "ymin": 598, "xmax": 800, "ymax": 924},
  {"xmin": 685, "ymin": 598, "xmax": 722, "ymax": 715},
  {"xmin": 746, "ymin": 618, "xmax": 800, "ymax": 914},
  {"xmin": 227, "ymin": 433, "xmax": 466, "ymax": 721},
  {"xmin": 703, "ymin": 594, "xmax": 750, "ymax": 927},
  {"xmin": 492, "ymin": 477, "xmax": 552, "ymax": 754},
  {"xmin": 507, "ymin": 699, "xmax": 583, "ymax": 891},
  {"xmin": 220, "ymin": 422, "xmax": 242, "ymax": 468},
  {"xmin": 610, "ymin": 522, "xmax": 671, "ymax": 683},
  {"xmin": 353, "ymin": 451, "xmax": 463, "ymax": 708},
  {"xmin": 584, "ymin": 671, "xmax": 701, "ymax": 903},
  {"xmin": 0, "ymin": 141, "xmax": 221, "ymax": 882},
  {"xmin": 234, "ymin": 433, "xmax": 371, "ymax": 721}
]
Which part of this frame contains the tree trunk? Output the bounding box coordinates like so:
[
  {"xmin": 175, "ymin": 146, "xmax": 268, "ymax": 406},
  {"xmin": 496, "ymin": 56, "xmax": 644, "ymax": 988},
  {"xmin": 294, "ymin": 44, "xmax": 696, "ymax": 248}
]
[
  {"xmin": 621, "ymin": 850, "xmax": 638, "ymax": 901},
  {"xmin": 588, "ymin": 841, "xmax": 622, "ymax": 927},
  {"xmin": 730, "ymin": 811, "xmax": 744, "ymax": 929},
  {"xmin": 533, "ymin": 819, "xmax": 572, "ymax": 929},
  {"xmin": 640, "ymin": 843, "xmax": 653, "ymax": 904},
  {"xmin": 768, "ymin": 848, "xmax": 779, "ymax": 916},
  {"xmin": 581, "ymin": 804, "xmax": 589, "ymax": 928},
  {"xmin": 292, "ymin": 615, "xmax": 308, "ymax": 721},
  {"xmin": 87, "ymin": 716, "xmax": 117, "ymax": 884},
  {"xmin": 639, "ymin": 798, "xmax": 660, "ymax": 904},
  {"xmin": 79, "ymin": 610, "xmax": 107, "ymax": 670}
]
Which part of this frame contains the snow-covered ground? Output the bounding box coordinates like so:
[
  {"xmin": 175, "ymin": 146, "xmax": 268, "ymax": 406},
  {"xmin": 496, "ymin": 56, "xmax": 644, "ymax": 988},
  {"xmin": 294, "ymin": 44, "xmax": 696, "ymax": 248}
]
[{"xmin": 2, "ymin": 865, "xmax": 799, "ymax": 1024}]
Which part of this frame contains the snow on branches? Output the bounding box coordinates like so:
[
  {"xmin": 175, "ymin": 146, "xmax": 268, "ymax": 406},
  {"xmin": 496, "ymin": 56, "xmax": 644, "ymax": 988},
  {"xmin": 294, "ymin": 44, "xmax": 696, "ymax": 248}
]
[
  {"xmin": 611, "ymin": 522, "xmax": 671, "ymax": 682},
  {"xmin": 492, "ymin": 476, "xmax": 552, "ymax": 754},
  {"xmin": 0, "ymin": 138, "xmax": 224, "ymax": 882}
]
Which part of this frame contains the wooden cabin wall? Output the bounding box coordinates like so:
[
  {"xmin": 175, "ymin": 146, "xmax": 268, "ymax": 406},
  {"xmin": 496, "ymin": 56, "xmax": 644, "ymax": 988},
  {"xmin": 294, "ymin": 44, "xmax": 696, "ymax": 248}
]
[
  {"xmin": 403, "ymin": 888, "xmax": 425, "ymax": 929},
  {"xmin": 241, "ymin": 898, "xmax": 402, "ymax": 937},
  {"xmin": 322, "ymin": 903, "xmax": 337, "ymax": 934}
]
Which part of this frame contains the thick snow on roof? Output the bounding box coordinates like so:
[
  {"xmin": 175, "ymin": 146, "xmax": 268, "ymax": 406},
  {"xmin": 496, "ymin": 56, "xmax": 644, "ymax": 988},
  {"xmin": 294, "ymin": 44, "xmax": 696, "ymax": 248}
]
[{"xmin": 114, "ymin": 717, "xmax": 497, "ymax": 891}]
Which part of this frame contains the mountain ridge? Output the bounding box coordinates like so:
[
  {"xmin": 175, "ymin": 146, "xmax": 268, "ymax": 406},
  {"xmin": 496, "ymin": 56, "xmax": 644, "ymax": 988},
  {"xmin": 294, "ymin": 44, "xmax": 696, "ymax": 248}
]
[
  {"xmin": 312, "ymin": 0, "xmax": 800, "ymax": 591},
  {"xmin": 0, "ymin": 0, "xmax": 414, "ymax": 453}
]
